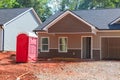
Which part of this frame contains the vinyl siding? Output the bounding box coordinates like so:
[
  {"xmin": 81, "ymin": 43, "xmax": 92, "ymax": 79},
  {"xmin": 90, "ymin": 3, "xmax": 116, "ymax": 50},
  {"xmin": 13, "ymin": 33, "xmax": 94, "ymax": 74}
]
[
  {"xmin": 93, "ymin": 32, "xmax": 120, "ymax": 49},
  {"xmin": 38, "ymin": 33, "xmax": 83, "ymax": 49},
  {"xmin": 4, "ymin": 10, "xmax": 40, "ymax": 51},
  {"xmin": 48, "ymin": 14, "xmax": 92, "ymax": 33}
]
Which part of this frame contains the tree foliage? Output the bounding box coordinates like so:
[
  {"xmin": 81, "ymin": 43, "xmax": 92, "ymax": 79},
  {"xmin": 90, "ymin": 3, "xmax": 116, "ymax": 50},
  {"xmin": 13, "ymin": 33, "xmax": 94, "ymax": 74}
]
[
  {"xmin": 0, "ymin": 0, "xmax": 19, "ymax": 8},
  {"xmin": 16, "ymin": 0, "xmax": 52, "ymax": 21},
  {"xmin": 58, "ymin": 0, "xmax": 120, "ymax": 11},
  {"xmin": 0, "ymin": 0, "xmax": 52, "ymax": 22},
  {"xmin": 0, "ymin": 0, "xmax": 120, "ymax": 21}
]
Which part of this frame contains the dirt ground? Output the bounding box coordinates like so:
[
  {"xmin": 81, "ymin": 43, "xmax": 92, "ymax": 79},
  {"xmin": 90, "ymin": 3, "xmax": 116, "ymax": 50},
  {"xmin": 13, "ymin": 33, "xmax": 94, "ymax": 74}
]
[{"xmin": 0, "ymin": 52, "xmax": 120, "ymax": 80}]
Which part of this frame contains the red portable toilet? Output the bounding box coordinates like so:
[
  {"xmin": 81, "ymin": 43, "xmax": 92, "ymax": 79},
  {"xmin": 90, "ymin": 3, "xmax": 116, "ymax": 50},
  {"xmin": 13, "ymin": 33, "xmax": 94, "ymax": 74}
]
[{"xmin": 16, "ymin": 32, "xmax": 38, "ymax": 62}]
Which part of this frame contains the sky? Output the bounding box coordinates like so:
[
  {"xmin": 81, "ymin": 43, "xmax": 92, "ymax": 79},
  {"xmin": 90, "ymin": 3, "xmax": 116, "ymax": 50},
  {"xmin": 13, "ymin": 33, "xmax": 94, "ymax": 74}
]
[{"xmin": 48, "ymin": 0, "xmax": 61, "ymax": 14}]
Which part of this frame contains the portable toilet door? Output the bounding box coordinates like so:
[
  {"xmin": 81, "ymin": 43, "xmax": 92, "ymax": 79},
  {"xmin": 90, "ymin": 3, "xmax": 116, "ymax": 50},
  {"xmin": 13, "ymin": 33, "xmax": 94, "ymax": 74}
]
[
  {"xmin": 16, "ymin": 32, "xmax": 38, "ymax": 63},
  {"xmin": 28, "ymin": 33, "xmax": 38, "ymax": 62},
  {"xmin": 16, "ymin": 33, "xmax": 28, "ymax": 62}
]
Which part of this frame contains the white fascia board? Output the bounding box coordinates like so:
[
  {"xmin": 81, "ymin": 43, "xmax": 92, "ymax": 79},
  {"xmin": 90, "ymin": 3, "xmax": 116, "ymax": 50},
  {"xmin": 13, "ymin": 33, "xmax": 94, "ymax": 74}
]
[
  {"xmin": 31, "ymin": 8, "xmax": 42, "ymax": 24},
  {"xmin": 98, "ymin": 30, "xmax": 120, "ymax": 32},
  {"xmin": 43, "ymin": 10, "xmax": 97, "ymax": 34},
  {"xmin": 43, "ymin": 11, "xmax": 70, "ymax": 30},
  {"xmin": 110, "ymin": 17, "xmax": 120, "ymax": 25},
  {"xmin": 3, "ymin": 8, "xmax": 36, "ymax": 27}
]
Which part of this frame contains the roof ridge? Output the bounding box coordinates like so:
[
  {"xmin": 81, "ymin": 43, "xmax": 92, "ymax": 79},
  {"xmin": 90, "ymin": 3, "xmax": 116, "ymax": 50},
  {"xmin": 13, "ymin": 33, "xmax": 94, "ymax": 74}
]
[
  {"xmin": 0, "ymin": 7, "xmax": 32, "ymax": 24},
  {"xmin": 35, "ymin": 7, "xmax": 120, "ymax": 31},
  {"xmin": 0, "ymin": 7, "xmax": 31, "ymax": 10},
  {"xmin": 72, "ymin": 8, "xmax": 120, "ymax": 11}
]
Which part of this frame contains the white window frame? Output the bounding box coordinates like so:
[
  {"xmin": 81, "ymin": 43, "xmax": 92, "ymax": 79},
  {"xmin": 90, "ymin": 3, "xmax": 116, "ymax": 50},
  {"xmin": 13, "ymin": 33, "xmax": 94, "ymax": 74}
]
[
  {"xmin": 58, "ymin": 37, "xmax": 68, "ymax": 52},
  {"xmin": 41, "ymin": 37, "xmax": 49, "ymax": 52}
]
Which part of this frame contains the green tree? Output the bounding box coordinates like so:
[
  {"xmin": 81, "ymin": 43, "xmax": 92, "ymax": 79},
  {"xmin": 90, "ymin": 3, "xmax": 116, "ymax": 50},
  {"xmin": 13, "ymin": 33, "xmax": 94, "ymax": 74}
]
[
  {"xmin": 0, "ymin": 0, "xmax": 52, "ymax": 21},
  {"xmin": 1, "ymin": 0, "xmax": 120, "ymax": 21},
  {"xmin": 16, "ymin": 0, "xmax": 52, "ymax": 21},
  {"xmin": 59, "ymin": 0, "xmax": 81, "ymax": 11},
  {"xmin": 110, "ymin": 0, "xmax": 120, "ymax": 8},
  {"xmin": 54, "ymin": 0, "xmax": 120, "ymax": 12},
  {"xmin": 0, "ymin": 0, "xmax": 19, "ymax": 8}
]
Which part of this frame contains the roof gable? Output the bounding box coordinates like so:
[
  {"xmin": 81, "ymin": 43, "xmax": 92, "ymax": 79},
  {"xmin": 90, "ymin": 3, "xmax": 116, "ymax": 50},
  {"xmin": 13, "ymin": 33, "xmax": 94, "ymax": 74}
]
[
  {"xmin": 41, "ymin": 10, "xmax": 97, "ymax": 33},
  {"xmin": 110, "ymin": 17, "xmax": 120, "ymax": 25},
  {"xmin": 35, "ymin": 8, "xmax": 120, "ymax": 31},
  {"xmin": 48, "ymin": 13, "xmax": 92, "ymax": 33},
  {"xmin": 0, "ymin": 8, "xmax": 41, "ymax": 25},
  {"xmin": 73, "ymin": 8, "xmax": 120, "ymax": 30}
]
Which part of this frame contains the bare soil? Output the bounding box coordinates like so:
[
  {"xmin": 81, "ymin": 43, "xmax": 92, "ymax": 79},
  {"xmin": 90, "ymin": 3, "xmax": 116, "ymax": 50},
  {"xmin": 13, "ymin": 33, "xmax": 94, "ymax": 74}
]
[{"xmin": 0, "ymin": 52, "xmax": 120, "ymax": 80}]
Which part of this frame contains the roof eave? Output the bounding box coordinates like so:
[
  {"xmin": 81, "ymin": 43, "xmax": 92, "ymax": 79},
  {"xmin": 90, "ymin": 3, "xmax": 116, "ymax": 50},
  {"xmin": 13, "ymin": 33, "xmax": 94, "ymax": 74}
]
[
  {"xmin": 42, "ymin": 10, "xmax": 97, "ymax": 32},
  {"xmin": 31, "ymin": 8, "xmax": 42, "ymax": 24},
  {"xmin": 33, "ymin": 29, "xmax": 46, "ymax": 32},
  {"xmin": 3, "ymin": 8, "xmax": 35, "ymax": 26},
  {"xmin": 109, "ymin": 17, "xmax": 120, "ymax": 25}
]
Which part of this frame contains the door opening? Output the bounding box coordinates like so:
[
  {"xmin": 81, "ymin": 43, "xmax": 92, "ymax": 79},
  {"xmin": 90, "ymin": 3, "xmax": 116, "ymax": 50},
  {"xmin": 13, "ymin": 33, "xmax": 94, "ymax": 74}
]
[{"xmin": 82, "ymin": 37, "xmax": 91, "ymax": 59}]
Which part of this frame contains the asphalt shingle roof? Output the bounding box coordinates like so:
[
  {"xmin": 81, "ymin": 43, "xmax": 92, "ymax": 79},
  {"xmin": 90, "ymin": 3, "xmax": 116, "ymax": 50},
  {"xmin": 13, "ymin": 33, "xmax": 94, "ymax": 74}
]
[
  {"xmin": 0, "ymin": 8, "xmax": 30, "ymax": 25},
  {"xmin": 35, "ymin": 8, "xmax": 120, "ymax": 31},
  {"xmin": 73, "ymin": 8, "xmax": 120, "ymax": 30},
  {"xmin": 35, "ymin": 11, "xmax": 64, "ymax": 31}
]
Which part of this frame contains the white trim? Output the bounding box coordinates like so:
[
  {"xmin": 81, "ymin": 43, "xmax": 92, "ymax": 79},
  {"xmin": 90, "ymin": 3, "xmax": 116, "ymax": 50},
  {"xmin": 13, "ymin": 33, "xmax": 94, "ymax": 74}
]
[
  {"xmin": 38, "ymin": 29, "xmax": 120, "ymax": 33},
  {"xmin": 4, "ymin": 8, "xmax": 42, "ymax": 26},
  {"xmin": 41, "ymin": 37, "xmax": 49, "ymax": 52},
  {"xmin": 68, "ymin": 48, "xmax": 81, "ymax": 50},
  {"xmin": 4, "ymin": 8, "xmax": 32, "ymax": 26},
  {"xmin": 48, "ymin": 32, "xmax": 96, "ymax": 34},
  {"xmin": 58, "ymin": 37, "xmax": 68, "ymax": 53},
  {"xmin": 43, "ymin": 10, "xmax": 97, "ymax": 34},
  {"xmin": 100, "ymin": 36, "xmax": 120, "ymax": 60},
  {"xmin": 38, "ymin": 31, "xmax": 47, "ymax": 33},
  {"xmin": 110, "ymin": 17, "xmax": 120, "ymax": 25},
  {"xmin": 50, "ymin": 48, "xmax": 81, "ymax": 50},
  {"xmin": 0, "ymin": 28, "xmax": 3, "ymax": 51},
  {"xmin": 100, "ymin": 36, "xmax": 120, "ymax": 38},
  {"xmin": 81, "ymin": 36, "xmax": 93, "ymax": 59},
  {"xmin": 98, "ymin": 30, "xmax": 120, "ymax": 32},
  {"xmin": 93, "ymin": 48, "xmax": 100, "ymax": 50},
  {"xmin": 43, "ymin": 11, "xmax": 69, "ymax": 30},
  {"xmin": 50, "ymin": 48, "xmax": 58, "ymax": 49},
  {"xmin": 31, "ymin": 8, "xmax": 42, "ymax": 24}
]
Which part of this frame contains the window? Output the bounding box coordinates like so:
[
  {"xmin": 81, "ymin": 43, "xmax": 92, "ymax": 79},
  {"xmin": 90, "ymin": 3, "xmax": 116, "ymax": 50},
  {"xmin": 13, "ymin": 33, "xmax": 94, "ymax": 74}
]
[
  {"xmin": 41, "ymin": 37, "xmax": 49, "ymax": 52},
  {"xmin": 59, "ymin": 37, "xmax": 67, "ymax": 52}
]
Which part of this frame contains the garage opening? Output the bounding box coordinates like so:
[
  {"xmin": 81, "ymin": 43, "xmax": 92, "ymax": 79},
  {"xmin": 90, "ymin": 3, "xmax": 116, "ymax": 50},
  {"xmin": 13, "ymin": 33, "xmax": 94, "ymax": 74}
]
[{"xmin": 101, "ymin": 38, "xmax": 120, "ymax": 60}]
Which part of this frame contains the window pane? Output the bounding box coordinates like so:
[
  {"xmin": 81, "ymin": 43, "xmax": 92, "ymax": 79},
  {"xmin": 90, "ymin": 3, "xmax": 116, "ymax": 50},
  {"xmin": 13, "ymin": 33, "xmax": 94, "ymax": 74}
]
[
  {"xmin": 60, "ymin": 45, "xmax": 67, "ymax": 52},
  {"xmin": 42, "ymin": 38, "xmax": 48, "ymax": 44},
  {"xmin": 60, "ymin": 38, "xmax": 67, "ymax": 45},
  {"xmin": 41, "ymin": 37, "xmax": 49, "ymax": 52},
  {"xmin": 42, "ymin": 45, "xmax": 48, "ymax": 51},
  {"xmin": 59, "ymin": 37, "xmax": 67, "ymax": 52}
]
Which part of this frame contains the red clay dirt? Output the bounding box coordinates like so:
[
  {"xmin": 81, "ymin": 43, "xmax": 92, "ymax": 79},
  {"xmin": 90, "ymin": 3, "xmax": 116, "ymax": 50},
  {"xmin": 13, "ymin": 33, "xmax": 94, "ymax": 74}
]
[
  {"xmin": 0, "ymin": 51, "xmax": 71, "ymax": 80},
  {"xmin": 0, "ymin": 52, "xmax": 120, "ymax": 80},
  {"xmin": 0, "ymin": 51, "xmax": 37, "ymax": 80}
]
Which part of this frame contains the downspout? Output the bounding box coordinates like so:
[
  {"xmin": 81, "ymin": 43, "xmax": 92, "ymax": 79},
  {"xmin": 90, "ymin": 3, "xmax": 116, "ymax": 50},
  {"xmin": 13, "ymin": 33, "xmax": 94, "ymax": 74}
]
[{"xmin": 1, "ymin": 26, "xmax": 4, "ymax": 51}]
